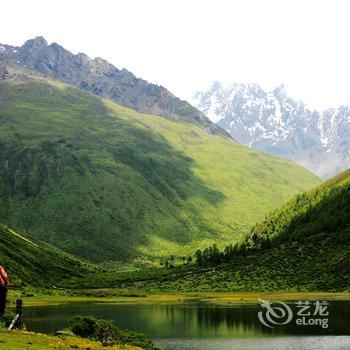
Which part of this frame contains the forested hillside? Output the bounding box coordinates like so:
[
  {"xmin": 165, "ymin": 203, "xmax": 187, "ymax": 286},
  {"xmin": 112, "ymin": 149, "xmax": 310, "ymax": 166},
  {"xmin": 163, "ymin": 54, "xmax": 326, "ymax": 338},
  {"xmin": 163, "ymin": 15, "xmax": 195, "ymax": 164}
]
[{"xmin": 249, "ymin": 169, "xmax": 350, "ymax": 247}]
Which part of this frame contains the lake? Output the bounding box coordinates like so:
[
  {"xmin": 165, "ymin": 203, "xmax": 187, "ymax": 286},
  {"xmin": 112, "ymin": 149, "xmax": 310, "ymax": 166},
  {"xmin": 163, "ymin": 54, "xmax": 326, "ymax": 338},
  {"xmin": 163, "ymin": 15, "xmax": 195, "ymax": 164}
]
[{"xmin": 23, "ymin": 301, "xmax": 350, "ymax": 350}]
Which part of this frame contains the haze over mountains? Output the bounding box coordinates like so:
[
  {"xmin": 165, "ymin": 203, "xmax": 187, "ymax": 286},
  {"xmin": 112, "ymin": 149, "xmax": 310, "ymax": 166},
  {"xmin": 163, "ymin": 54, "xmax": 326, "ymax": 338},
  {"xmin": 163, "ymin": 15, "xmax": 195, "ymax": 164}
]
[
  {"xmin": 0, "ymin": 39, "xmax": 318, "ymax": 263},
  {"xmin": 193, "ymin": 82, "xmax": 350, "ymax": 179}
]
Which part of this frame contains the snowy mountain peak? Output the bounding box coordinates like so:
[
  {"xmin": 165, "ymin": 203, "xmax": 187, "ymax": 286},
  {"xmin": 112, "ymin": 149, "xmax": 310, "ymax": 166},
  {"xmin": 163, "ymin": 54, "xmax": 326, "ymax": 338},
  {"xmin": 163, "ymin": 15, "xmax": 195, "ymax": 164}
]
[{"xmin": 193, "ymin": 82, "xmax": 350, "ymax": 179}]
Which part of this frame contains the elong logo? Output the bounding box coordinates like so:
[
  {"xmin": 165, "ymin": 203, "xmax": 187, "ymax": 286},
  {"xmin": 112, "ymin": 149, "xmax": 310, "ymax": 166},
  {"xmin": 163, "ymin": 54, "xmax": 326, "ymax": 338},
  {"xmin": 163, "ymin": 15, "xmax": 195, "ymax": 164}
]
[
  {"xmin": 258, "ymin": 299, "xmax": 293, "ymax": 328},
  {"xmin": 258, "ymin": 299, "xmax": 329, "ymax": 329}
]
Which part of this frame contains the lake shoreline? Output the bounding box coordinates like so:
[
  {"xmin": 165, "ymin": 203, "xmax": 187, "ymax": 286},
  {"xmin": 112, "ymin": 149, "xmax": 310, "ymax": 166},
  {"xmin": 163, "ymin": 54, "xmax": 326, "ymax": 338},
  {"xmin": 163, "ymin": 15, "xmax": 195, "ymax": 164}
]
[{"xmin": 8, "ymin": 290, "xmax": 350, "ymax": 308}]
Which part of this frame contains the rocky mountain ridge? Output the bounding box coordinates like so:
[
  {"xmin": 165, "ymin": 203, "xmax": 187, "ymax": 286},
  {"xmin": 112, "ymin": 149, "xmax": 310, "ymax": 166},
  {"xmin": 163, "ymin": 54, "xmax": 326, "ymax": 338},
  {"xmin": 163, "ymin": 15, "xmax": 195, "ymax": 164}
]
[{"xmin": 0, "ymin": 37, "xmax": 228, "ymax": 137}]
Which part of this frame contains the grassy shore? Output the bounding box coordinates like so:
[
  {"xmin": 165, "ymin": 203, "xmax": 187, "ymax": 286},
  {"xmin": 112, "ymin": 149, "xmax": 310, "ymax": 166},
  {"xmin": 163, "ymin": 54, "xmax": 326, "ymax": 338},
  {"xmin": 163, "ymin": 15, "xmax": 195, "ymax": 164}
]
[
  {"xmin": 7, "ymin": 290, "xmax": 350, "ymax": 307},
  {"xmin": 0, "ymin": 330, "xmax": 142, "ymax": 350}
]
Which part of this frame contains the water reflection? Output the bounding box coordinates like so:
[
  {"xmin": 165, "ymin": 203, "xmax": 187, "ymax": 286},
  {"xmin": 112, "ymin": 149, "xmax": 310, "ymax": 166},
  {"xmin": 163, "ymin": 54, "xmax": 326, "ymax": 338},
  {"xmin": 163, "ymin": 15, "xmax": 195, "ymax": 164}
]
[{"xmin": 24, "ymin": 301, "xmax": 350, "ymax": 338}]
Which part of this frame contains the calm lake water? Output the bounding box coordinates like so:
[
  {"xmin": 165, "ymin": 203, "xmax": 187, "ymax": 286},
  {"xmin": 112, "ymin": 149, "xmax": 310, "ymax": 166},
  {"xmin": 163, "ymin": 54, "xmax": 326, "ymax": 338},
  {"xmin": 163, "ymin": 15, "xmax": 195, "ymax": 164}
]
[{"xmin": 24, "ymin": 301, "xmax": 350, "ymax": 350}]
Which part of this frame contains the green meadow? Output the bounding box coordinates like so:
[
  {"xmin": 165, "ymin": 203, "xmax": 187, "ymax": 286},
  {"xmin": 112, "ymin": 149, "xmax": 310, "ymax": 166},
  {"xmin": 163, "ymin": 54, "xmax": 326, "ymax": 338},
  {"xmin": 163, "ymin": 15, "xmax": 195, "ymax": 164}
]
[{"xmin": 0, "ymin": 76, "xmax": 318, "ymax": 264}]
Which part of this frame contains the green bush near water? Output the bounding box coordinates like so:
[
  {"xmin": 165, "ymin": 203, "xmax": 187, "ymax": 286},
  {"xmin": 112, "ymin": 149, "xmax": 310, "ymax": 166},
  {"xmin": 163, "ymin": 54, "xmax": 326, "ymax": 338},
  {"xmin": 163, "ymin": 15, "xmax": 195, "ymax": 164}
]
[{"xmin": 69, "ymin": 316, "xmax": 160, "ymax": 350}]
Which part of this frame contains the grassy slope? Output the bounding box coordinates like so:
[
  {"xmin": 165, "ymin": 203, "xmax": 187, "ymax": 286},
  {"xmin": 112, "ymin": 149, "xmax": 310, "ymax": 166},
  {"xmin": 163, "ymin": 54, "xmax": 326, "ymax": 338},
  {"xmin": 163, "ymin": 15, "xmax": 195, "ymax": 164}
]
[
  {"xmin": 0, "ymin": 331, "xmax": 142, "ymax": 350},
  {"xmin": 61, "ymin": 171, "xmax": 350, "ymax": 292},
  {"xmin": 249, "ymin": 168, "xmax": 350, "ymax": 245},
  {"xmin": 0, "ymin": 223, "xmax": 90, "ymax": 288},
  {"xmin": 0, "ymin": 74, "xmax": 319, "ymax": 263},
  {"xmin": 177, "ymin": 170, "xmax": 350, "ymax": 291}
]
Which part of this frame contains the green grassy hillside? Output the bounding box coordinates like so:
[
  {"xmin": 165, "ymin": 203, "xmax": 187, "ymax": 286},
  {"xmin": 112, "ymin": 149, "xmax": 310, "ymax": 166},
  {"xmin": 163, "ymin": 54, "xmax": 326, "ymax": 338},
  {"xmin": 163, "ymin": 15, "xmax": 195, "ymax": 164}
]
[
  {"xmin": 0, "ymin": 223, "xmax": 90, "ymax": 287},
  {"xmin": 249, "ymin": 168, "xmax": 350, "ymax": 246},
  {"xmin": 0, "ymin": 71, "xmax": 319, "ymax": 263},
  {"xmin": 64, "ymin": 170, "xmax": 350, "ymax": 292},
  {"xmin": 189, "ymin": 169, "xmax": 350, "ymax": 291}
]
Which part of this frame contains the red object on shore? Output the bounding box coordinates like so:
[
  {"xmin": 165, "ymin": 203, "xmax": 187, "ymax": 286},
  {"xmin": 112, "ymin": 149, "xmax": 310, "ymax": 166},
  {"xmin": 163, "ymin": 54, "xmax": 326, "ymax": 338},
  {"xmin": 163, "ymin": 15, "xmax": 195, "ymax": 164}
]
[{"xmin": 0, "ymin": 265, "xmax": 9, "ymax": 286}]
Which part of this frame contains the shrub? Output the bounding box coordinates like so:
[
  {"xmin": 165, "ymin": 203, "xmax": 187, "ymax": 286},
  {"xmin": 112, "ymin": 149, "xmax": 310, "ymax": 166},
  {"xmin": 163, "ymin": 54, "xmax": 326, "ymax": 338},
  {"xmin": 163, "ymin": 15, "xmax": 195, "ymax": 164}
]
[
  {"xmin": 69, "ymin": 316, "xmax": 97, "ymax": 339},
  {"xmin": 68, "ymin": 316, "xmax": 160, "ymax": 350}
]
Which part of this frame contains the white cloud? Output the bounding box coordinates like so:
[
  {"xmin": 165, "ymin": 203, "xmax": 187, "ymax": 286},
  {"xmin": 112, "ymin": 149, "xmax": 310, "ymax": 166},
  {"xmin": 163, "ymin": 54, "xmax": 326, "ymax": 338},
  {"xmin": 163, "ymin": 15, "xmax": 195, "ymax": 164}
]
[{"xmin": 1, "ymin": 0, "xmax": 350, "ymax": 109}]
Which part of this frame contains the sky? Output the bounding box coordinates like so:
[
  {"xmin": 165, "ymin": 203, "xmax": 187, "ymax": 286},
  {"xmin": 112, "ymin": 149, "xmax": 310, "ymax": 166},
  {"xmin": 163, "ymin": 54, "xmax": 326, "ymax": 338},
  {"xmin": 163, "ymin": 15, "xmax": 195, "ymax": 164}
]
[{"xmin": 1, "ymin": 0, "xmax": 350, "ymax": 110}]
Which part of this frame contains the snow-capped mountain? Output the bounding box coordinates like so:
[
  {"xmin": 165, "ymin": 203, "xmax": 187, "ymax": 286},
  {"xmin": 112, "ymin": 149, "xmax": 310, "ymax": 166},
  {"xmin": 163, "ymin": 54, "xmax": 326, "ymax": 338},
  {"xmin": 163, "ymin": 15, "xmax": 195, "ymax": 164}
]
[{"xmin": 193, "ymin": 82, "xmax": 350, "ymax": 179}]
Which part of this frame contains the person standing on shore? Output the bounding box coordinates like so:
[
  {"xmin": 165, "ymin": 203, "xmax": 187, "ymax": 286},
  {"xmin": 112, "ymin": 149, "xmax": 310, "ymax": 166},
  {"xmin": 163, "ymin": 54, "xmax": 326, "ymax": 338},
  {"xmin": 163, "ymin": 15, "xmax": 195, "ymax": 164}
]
[{"xmin": 0, "ymin": 265, "xmax": 9, "ymax": 315}]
